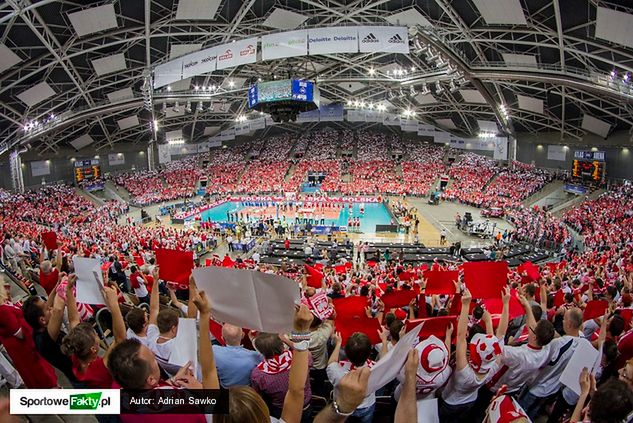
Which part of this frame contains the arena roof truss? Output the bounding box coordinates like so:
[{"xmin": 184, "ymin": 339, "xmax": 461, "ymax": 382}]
[{"xmin": 1, "ymin": 0, "xmax": 633, "ymax": 157}]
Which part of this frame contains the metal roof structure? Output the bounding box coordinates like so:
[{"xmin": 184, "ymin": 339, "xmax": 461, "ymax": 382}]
[{"xmin": 1, "ymin": 0, "xmax": 633, "ymax": 155}]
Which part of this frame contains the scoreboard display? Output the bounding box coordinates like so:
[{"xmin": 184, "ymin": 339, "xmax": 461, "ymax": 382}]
[
  {"xmin": 571, "ymin": 159, "xmax": 604, "ymax": 183},
  {"xmin": 248, "ymin": 79, "xmax": 316, "ymax": 108},
  {"xmin": 74, "ymin": 159, "xmax": 101, "ymax": 183}
]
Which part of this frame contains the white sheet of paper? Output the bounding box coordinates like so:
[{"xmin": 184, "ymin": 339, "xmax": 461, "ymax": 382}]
[
  {"xmin": 192, "ymin": 267, "xmax": 300, "ymax": 333},
  {"xmin": 559, "ymin": 338, "xmax": 600, "ymax": 396},
  {"xmin": 74, "ymin": 257, "xmax": 105, "ymax": 305},
  {"xmin": 169, "ymin": 318, "xmax": 198, "ymax": 376},
  {"xmin": 416, "ymin": 398, "xmax": 439, "ymax": 423},
  {"xmin": 367, "ymin": 323, "xmax": 423, "ymax": 394}
]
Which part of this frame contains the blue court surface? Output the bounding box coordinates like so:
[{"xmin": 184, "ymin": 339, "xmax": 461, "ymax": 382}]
[{"xmin": 200, "ymin": 201, "xmax": 393, "ymax": 233}]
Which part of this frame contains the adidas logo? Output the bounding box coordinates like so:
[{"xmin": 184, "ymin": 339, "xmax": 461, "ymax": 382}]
[
  {"xmin": 362, "ymin": 33, "xmax": 379, "ymax": 43},
  {"xmin": 388, "ymin": 34, "xmax": 404, "ymax": 44}
]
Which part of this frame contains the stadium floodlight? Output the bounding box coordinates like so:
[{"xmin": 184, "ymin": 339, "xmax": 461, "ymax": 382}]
[
  {"xmin": 369, "ymin": 68, "xmax": 375, "ymax": 76},
  {"xmin": 377, "ymin": 104, "xmax": 387, "ymax": 112},
  {"xmin": 194, "ymin": 86, "xmax": 199, "ymax": 91},
  {"xmin": 197, "ymin": 102, "xmax": 204, "ymax": 112},
  {"xmin": 421, "ymin": 83, "xmax": 429, "ymax": 95},
  {"xmin": 185, "ymin": 101, "xmax": 192, "ymax": 113},
  {"xmin": 411, "ymin": 66, "xmax": 416, "ymax": 72},
  {"xmin": 153, "ymin": 120, "xmax": 159, "ymax": 131},
  {"xmin": 435, "ymin": 81, "xmax": 443, "ymax": 94},
  {"xmin": 449, "ymin": 80, "xmax": 458, "ymax": 93},
  {"xmin": 228, "ymin": 79, "xmax": 235, "ymax": 88},
  {"xmin": 409, "ymin": 86, "xmax": 417, "ymax": 97},
  {"xmin": 173, "ymin": 102, "xmax": 180, "ymax": 112},
  {"xmin": 166, "ymin": 86, "xmax": 171, "ymax": 91}
]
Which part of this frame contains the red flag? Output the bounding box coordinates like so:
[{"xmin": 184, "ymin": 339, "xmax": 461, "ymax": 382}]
[
  {"xmin": 463, "ymin": 261, "xmax": 509, "ymax": 299},
  {"xmin": 41, "ymin": 231, "xmax": 58, "ymax": 250},
  {"xmin": 334, "ymin": 265, "xmax": 347, "ymax": 275},
  {"xmin": 155, "ymin": 248, "xmax": 193, "ymax": 285},
  {"xmin": 314, "ymin": 263, "xmax": 324, "ymax": 271},
  {"xmin": 305, "ymin": 264, "xmax": 324, "ymax": 288},
  {"xmin": 367, "ymin": 260, "xmax": 377, "ymax": 268},
  {"xmin": 398, "ymin": 271, "xmax": 413, "ymax": 281},
  {"xmin": 425, "ymin": 270, "xmax": 459, "ymax": 295},
  {"xmin": 338, "ymin": 317, "xmax": 382, "ymax": 345},
  {"xmin": 518, "ymin": 262, "xmax": 540, "ymax": 282},
  {"xmin": 205, "ymin": 259, "xmax": 212, "ymax": 267},
  {"xmin": 209, "ymin": 319, "xmax": 225, "ymax": 346},
  {"xmin": 333, "ymin": 296, "xmax": 368, "ymax": 320},
  {"xmin": 381, "ymin": 290, "xmax": 417, "ymax": 310},
  {"xmin": 482, "ymin": 289, "xmax": 525, "ymax": 320},
  {"xmin": 405, "ymin": 316, "xmax": 456, "ymax": 340},
  {"xmin": 306, "ymin": 292, "xmax": 334, "ymax": 320},
  {"xmin": 617, "ymin": 308, "xmax": 633, "ymax": 330},
  {"xmin": 345, "ymin": 262, "xmax": 353, "ymax": 269},
  {"xmin": 583, "ymin": 300, "xmax": 608, "ymax": 321}
]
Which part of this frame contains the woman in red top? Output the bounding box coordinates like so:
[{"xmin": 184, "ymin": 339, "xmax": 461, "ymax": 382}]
[
  {"xmin": 61, "ymin": 282, "xmax": 127, "ymax": 388},
  {"xmin": 0, "ymin": 285, "xmax": 57, "ymax": 388}
]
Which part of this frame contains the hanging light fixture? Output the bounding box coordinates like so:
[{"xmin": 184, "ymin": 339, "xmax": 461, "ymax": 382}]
[{"xmin": 435, "ymin": 81, "xmax": 443, "ymax": 94}]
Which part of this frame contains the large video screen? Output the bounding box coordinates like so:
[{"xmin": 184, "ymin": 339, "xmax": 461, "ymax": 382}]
[{"xmin": 248, "ymin": 79, "xmax": 315, "ymax": 108}]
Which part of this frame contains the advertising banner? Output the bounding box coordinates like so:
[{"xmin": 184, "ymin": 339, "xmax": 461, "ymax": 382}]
[
  {"xmin": 262, "ymin": 30, "xmax": 308, "ymax": 61},
  {"xmin": 400, "ymin": 119, "xmax": 418, "ymax": 132},
  {"xmin": 493, "ymin": 137, "xmax": 508, "ymax": 160},
  {"xmin": 308, "ymin": 27, "xmax": 359, "ymax": 55},
  {"xmin": 181, "ymin": 46, "xmax": 218, "ymax": 79},
  {"xmin": 153, "ymin": 59, "xmax": 183, "ymax": 89},
  {"xmin": 108, "ymin": 153, "xmax": 125, "ymax": 166},
  {"xmin": 216, "ymin": 37, "xmax": 257, "ymax": 70},
  {"xmin": 157, "ymin": 143, "xmax": 171, "ymax": 164},
  {"xmin": 319, "ymin": 103, "xmax": 344, "ymax": 121},
  {"xmin": 250, "ymin": 117, "xmax": 266, "ymax": 130},
  {"xmin": 358, "ymin": 26, "xmax": 409, "ymax": 54},
  {"xmin": 346, "ymin": 109, "xmax": 365, "ymax": 122}
]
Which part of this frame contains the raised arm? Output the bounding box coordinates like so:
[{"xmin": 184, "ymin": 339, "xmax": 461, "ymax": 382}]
[
  {"xmin": 328, "ymin": 331, "xmax": 343, "ymax": 365},
  {"xmin": 395, "ymin": 349, "xmax": 418, "ymax": 423},
  {"xmin": 148, "ymin": 268, "xmax": 160, "ymax": 326},
  {"xmin": 66, "ymin": 275, "xmax": 81, "ymax": 330},
  {"xmin": 455, "ymin": 288, "xmax": 472, "ymax": 371},
  {"xmin": 281, "ymin": 305, "xmax": 313, "ymax": 423},
  {"xmin": 192, "ymin": 290, "xmax": 219, "ymax": 389},
  {"xmin": 187, "ymin": 274, "xmax": 197, "ymax": 319},
  {"xmin": 314, "ymin": 368, "xmax": 370, "ymax": 423},
  {"xmin": 47, "ymin": 289, "xmax": 67, "ymax": 341},
  {"xmin": 103, "ymin": 285, "xmax": 126, "ymax": 344},
  {"xmin": 495, "ymin": 287, "xmax": 511, "ymax": 339}
]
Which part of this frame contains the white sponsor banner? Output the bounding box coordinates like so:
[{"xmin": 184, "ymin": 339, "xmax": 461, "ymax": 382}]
[
  {"xmin": 157, "ymin": 143, "xmax": 171, "ymax": 164},
  {"xmin": 434, "ymin": 131, "xmax": 451, "ymax": 144},
  {"xmin": 493, "ymin": 137, "xmax": 508, "ymax": 160},
  {"xmin": 108, "ymin": 153, "xmax": 125, "ymax": 166},
  {"xmin": 547, "ymin": 144, "xmax": 567, "ymax": 161},
  {"xmin": 10, "ymin": 389, "xmax": 120, "ymax": 415},
  {"xmin": 400, "ymin": 118, "xmax": 418, "ymax": 132},
  {"xmin": 262, "ymin": 30, "xmax": 308, "ymax": 61},
  {"xmin": 208, "ymin": 138, "xmax": 223, "ymax": 148},
  {"xmin": 297, "ymin": 109, "xmax": 320, "ymax": 122},
  {"xmin": 308, "ymin": 27, "xmax": 359, "ymax": 55},
  {"xmin": 250, "ymin": 117, "xmax": 266, "ymax": 130},
  {"xmin": 365, "ymin": 110, "xmax": 382, "ymax": 122},
  {"xmin": 346, "ymin": 109, "xmax": 365, "ymax": 122},
  {"xmin": 417, "ymin": 124, "xmax": 435, "ymax": 136},
  {"xmin": 358, "ymin": 26, "xmax": 409, "ymax": 54},
  {"xmin": 30, "ymin": 160, "xmax": 50, "ymax": 177},
  {"xmin": 220, "ymin": 128, "xmax": 236, "ymax": 141},
  {"xmin": 181, "ymin": 46, "xmax": 218, "ymax": 79},
  {"xmin": 234, "ymin": 122, "xmax": 251, "ymax": 135},
  {"xmin": 216, "ymin": 37, "xmax": 257, "ymax": 70},
  {"xmin": 153, "ymin": 59, "xmax": 183, "ymax": 89},
  {"xmin": 383, "ymin": 113, "xmax": 400, "ymax": 126}
]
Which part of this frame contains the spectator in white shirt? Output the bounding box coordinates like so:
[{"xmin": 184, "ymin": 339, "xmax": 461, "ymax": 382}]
[
  {"xmin": 440, "ymin": 288, "xmax": 505, "ymax": 422},
  {"xmin": 327, "ymin": 332, "xmax": 376, "ymax": 423},
  {"xmin": 125, "ymin": 267, "xmax": 160, "ymax": 348},
  {"xmin": 251, "ymin": 251, "xmax": 261, "ymax": 264},
  {"xmin": 519, "ymin": 306, "xmax": 600, "ymax": 420},
  {"xmin": 483, "ymin": 291, "xmax": 556, "ymax": 405}
]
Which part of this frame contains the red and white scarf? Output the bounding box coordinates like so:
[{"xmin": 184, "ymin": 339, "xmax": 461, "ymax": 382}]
[{"xmin": 257, "ymin": 350, "xmax": 293, "ymax": 375}]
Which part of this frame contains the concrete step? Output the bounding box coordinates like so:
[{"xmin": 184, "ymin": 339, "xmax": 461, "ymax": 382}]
[
  {"xmin": 523, "ymin": 180, "xmax": 565, "ymax": 207},
  {"xmin": 74, "ymin": 187, "xmax": 104, "ymax": 207}
]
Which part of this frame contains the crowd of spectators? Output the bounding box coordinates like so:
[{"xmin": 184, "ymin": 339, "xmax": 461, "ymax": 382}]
[
  {"xmin": 402, "ymin": 143, "xmax": 446, "ymax": 196},
  {"xmin": 441, "ymin": 153, "xmax": 498, "ymax": 206},
  {"xmin": 482, "ymin": 162, "xmax": 552, "ymax": 209}
]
